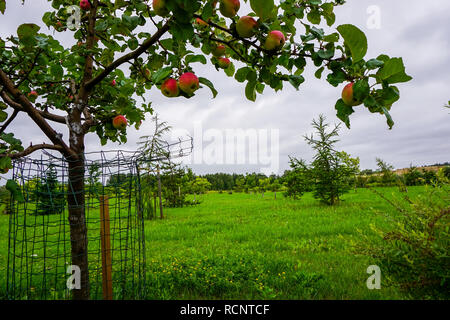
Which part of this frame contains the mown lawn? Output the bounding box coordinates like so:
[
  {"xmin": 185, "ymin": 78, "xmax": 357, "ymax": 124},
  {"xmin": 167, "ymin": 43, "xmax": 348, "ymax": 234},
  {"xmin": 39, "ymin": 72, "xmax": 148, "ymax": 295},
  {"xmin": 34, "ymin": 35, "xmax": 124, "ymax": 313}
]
[{"xmin": 0, "ymin": 186, "xmax": 427, "ymax": 299}]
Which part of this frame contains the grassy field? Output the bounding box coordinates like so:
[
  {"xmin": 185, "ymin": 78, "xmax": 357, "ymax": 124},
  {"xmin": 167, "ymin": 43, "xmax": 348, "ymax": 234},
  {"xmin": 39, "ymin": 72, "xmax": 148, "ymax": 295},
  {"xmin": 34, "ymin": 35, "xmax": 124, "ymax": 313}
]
[{"xmin": 0, "ymin": 186, "xmax": 428, "ymax": 300}]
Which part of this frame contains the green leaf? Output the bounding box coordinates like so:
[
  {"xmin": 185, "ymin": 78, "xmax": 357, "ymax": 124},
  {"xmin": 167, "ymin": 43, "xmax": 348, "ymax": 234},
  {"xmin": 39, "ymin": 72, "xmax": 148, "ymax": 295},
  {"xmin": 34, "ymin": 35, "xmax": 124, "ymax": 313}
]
[
  {"xmin": 315, "ymin": 67, "xmax": 324, "ymax": 79},
  {"xmin": 366, "ymin": 58, "xmax": 384, "ymax": 69},
  {"xmin": 335, "ymin": 99, "xmax": 354, "ymax": 128},
  {"xmin": 199, "ymin": 77, "xmax": 217, "ymax": 98},
  {"xmin": 353, "ymin": 79, "xmax": 370, "ymax": 102},
  {"xmin": 6, "ymin": 179, "xmax": 25, "ymax": 203},
  {"xmin": 250, "ymin": 0, "xmax": 275, "ymax": 21},
  {"xmin": 381, "ymin": 106, "xmax": 394, "ymax": 129},
  {"xmin": 128, "ymin": 38, "xmax": 139, "ymax": 50},
  {"xmin": 307, "ymin": 9, "xmax": 321, "ymax": 25},
  {"xmin": 151, "ymin": 67, "xmax": 173, "ymax": 84},
  {"xmin": 245, "ymin": 81, "xmax": 257, "ymax": 102},
  {"xmin": 50, "ymin": 64, "xmax": 63, "ymax": 80},
  {"xmin": 288, "ymin": 75, "xmax": 305, "ymax": 90},
  {"xmin": 0, "ymin": 0, "xmax": 5, "ymax": 14},
  {"xmin": 17, "ymin": 23, "xmax": 40, "ymax": 47},
  {"xmin": 337, "ymin": 24, "xmax": 368, "ymax": 63},
  {"xmin": 185, "ymin": 54, "xmax": 207, "ymax": 65},
  {"xmin": 224, "ymin": 62, "xmax": 235, "ymax": 77},
  {"xmin": 235, "ymin": 67, "xmax": 251, "ymax": 83},
  {"xmin": 0, "ymin": 110, "xmax": 7, "ymax": 122}
]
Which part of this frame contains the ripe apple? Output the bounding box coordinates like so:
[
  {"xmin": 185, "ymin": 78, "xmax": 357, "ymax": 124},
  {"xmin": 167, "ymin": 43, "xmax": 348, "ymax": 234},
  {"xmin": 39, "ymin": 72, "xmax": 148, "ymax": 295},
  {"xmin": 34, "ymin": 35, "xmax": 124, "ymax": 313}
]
[
  {"xmin": 0, "ymin": 167, "xmax": 9, "ymax": 174},
  {"xmin": 80, "ymin": 0, "xmax": 91, "ymax": 10},
  {"xmin": 112, "ymin": 115, "xmax": 128, "ymax": 130},
  {"xmin": 211, "ymin": 44, "xmax": 226, "ymax": 57},
  {"xmin": 178, "ymin": 72, "xmax": 199, "ymax": 95},
  {"xmin": 28, "ymin": 91, "xmax": 38, "ymax": 100},
  {"xmin": 236, "ymin": 16, "xmax": 258, "ymax": 38},
  {"xmin": 111, "ymin": 79, "xmax": 116, "ymax": 87},
  {"xmin": 341, "ymin": 82, "xmax": 362, "ymax": 106},
  {"xmin": 218, "ymin": 57, "xmax": 231, "ymax": 69},
  {"xmin": 264, "ymin": 30, "xmax": 285, "ymax": 51},
  {"xmin": 219, "ymin": 0, "xmax": 240, "ymax": 18},
  {"xmin": 153, "ymin": 0, "xmax": 169, "ymax": 17},
  {"xmin": 161, "ymin": 78, "xmax": 180, "ymax": 97}
]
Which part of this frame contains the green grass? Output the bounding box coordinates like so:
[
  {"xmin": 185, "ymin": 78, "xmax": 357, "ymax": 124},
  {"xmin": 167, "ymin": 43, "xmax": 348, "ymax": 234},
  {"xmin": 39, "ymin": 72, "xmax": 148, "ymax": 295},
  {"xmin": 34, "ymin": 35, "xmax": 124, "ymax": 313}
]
[{"xmin": 0, "ymin": 186, "xmax": 428, "ymax": 300}]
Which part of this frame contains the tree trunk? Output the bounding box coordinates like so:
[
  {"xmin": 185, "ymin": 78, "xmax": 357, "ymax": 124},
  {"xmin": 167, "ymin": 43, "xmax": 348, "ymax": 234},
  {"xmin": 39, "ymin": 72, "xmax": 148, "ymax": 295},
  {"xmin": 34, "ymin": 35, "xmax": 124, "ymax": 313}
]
[
  {"xmin": 66, "ymin": 109, "xmax": 89, "ymax": 299},
  {"xmin": 67, "ymin": 154, "xmax": 89, "ymax": 300}
]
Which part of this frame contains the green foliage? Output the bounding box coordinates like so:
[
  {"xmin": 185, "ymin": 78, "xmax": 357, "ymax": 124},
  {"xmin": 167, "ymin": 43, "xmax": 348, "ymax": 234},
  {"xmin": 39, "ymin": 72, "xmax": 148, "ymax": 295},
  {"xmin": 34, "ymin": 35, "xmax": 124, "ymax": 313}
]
[
  {"xmin": 355, "ymin": 184, "xmax": 450, "ymax": 299},
  {"xmin": 305, "ymin": 115, "xmax": 360, "ymax": 205},
  {"xmin": 283, "ymin": 157, "xmax": 311, "ymax": 199},
  {"xmin": 34, "ymin": 165, "xmax": 65, "ymax": 215},
  {"xmin": 0, "ymin": 0, "xmax": 412, "ymax": 163}
]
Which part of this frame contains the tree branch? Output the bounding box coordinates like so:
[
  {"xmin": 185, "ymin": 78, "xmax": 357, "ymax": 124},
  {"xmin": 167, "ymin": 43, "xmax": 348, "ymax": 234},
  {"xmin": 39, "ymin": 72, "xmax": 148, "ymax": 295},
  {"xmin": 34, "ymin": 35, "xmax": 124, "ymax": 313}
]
[
  {"xmin": 0, "ymin": 69, "xmax": 76, "ymax": 158},
  {"xmin": 83, "ymin": 21, "xmax": 171, "ymax": 91},
  {"xmin": 0, "ymin": 90, "xmax": 66, "ymax": 124},
  {"xmin": 2, "ymin": 143, "xmax": 64, "ymax": 160}
]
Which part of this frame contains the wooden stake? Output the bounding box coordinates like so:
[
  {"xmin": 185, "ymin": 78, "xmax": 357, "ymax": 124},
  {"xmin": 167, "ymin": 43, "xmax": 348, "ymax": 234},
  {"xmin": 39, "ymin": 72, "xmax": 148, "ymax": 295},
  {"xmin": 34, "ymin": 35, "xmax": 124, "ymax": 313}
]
[
  {"xmin": 157, "ymin": 164, "xmax": 163, "ymax": 219},
  {"xmin": 99, "ymin": 195, "xmax": 113, "ymax": 300}
]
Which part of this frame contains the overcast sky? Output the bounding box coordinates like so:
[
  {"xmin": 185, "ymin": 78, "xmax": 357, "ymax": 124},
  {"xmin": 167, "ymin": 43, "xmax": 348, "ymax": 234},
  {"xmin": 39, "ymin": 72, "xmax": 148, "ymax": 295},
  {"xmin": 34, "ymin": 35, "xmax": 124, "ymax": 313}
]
[{"xmin": 1, "ymin": 0, "xmax": 449, "ymax": 175}]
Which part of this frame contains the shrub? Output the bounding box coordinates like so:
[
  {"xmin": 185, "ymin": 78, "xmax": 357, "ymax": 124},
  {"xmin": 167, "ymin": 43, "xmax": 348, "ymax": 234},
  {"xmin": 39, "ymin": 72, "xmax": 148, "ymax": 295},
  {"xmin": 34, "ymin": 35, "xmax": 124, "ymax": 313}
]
[{"xmin": 355, "ymin": 182, "xmax": 450, "ymax": 299}]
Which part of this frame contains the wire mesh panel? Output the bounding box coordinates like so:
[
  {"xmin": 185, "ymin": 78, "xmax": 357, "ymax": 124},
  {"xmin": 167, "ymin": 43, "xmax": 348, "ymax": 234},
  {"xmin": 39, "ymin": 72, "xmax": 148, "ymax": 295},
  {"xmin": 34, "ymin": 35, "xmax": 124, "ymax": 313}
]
[{"xmin": 6, "ymin": 151, "xmax": 146, "ymax": 300}]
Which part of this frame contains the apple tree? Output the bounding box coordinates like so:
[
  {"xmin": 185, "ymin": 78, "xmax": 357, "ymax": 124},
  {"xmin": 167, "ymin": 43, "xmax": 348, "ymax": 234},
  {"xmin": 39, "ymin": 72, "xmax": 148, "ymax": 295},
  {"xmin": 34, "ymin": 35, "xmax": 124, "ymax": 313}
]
[{"xmin": 0, "ymin": 0, "xmax": 412, "ymax": 299}]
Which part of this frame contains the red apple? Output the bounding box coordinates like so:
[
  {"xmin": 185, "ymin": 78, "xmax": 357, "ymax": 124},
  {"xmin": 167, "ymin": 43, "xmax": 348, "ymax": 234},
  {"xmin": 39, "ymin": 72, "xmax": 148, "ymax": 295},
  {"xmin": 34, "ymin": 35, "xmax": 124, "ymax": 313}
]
[
  {"xmin": 264, "ymin": 30, "xmax": 285, "ymax": 51},
  {"xmin": 28, "ymin": 91, "xmax": 38, "ymax": 100},
  {"xmin": 211, "ymin": 44, "xmax": 226, "ymax": 57},
  {"xmin": 111, "ymin": 79, "xmax": 116, "ymax": 87},
  {"xmin": 236, "ymin": 16, "xmax": 258, "ymax": 38},
  {"xmin": 219, "ymin": 0, "xmax": 240, "ymax": 18},
  {"xmin": 161, "ymin": 78, "xmax": 180, "ymax": 97},
  {"xmin": 112, "ymin": 115, "xmax": 128, "ymax": 130},
  {"xmin": 341, "ymin": 82, "xmax": 362, "ymax": 106},
  {"xmin": 55, "ymin": 21, "xmax": 64, "ymax": 31},
  {"xmin": 0, "ymin": 167, "xmax": 9, "ymax": 174},
  {"xmin": 218, "ymin": 57, "xmax": 231, "ymax": 69},
  {"xmin": 80, "ymin": 0, "xmax": 91, "ymax": 10},
  {"xmin": 178, "ymin": 72, "xmax": 199, "ymax": 95},
  {"xmin": 153, "ymin": 0, "xmax": 169, "ymax": 17}
]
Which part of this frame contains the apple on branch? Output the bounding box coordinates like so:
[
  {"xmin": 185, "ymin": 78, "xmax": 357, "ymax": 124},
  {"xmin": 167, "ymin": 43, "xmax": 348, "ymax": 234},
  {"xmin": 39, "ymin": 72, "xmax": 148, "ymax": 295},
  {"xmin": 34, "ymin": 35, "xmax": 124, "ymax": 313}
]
[
  {"xmin": 112, "ymin": 115, "xmax": 128, "ymax": 130},
  {"xmin": 178, "ymin": 72, "xmax": 199, "ymax": 96},
  {"xmin": 218, "ymin": 57, "xmax": 231, "ymax": 69},
  {"xmin": 264, "ymin": 30, "xmax": 286, "ymax": 51},
  {"xmin": 80, "ymin": 0, "xmax": 91, "ymax": 11},
  {"xmin": 219, "ymin": 0, "xmax": 240, "ymax": 18},
  {"xmin": 211, "ymin": 44, "xmax": 226, "ymax": 57},
  {"xmin": 342, "ymin": 82, "xmax": 362, "ymax": 106},
  {"xmin": 236, "ymin": 16, "xmax": 258, "ymax": 38},
  {"xmin": 161, "ymin": 78, "xmax": 180, "ymax": 97}
]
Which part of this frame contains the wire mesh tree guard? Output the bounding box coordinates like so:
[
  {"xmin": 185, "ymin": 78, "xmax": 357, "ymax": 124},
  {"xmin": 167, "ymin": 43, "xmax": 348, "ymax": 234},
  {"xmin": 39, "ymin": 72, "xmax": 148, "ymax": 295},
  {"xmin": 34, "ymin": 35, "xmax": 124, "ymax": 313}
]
[{"xmin": 6, "ymin": 150, "xmax": 144, "ymax": 299}]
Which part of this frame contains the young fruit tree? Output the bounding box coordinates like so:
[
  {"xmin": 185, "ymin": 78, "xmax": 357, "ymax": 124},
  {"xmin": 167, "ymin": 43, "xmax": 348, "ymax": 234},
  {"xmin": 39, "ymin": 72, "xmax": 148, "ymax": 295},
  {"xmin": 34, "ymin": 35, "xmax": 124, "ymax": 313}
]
[{"xmin": 0, "ymin": 0, "xmax": 411, "ymax": 299}]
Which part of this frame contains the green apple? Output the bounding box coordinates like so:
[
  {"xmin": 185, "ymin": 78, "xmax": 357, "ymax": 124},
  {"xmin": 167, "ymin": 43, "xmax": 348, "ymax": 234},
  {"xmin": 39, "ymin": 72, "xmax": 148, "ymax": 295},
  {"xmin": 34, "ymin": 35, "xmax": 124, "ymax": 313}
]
[
  {"xmin": 219, "ymin": 0, "xmax": 240, "ymax": 18},
  {"xmin": 236, "ymin": 16, "xmax": 258, "ymax": 38},
  {"xmin": 264, "ymin": 30, "xmax": 285, "ymax": 51}
]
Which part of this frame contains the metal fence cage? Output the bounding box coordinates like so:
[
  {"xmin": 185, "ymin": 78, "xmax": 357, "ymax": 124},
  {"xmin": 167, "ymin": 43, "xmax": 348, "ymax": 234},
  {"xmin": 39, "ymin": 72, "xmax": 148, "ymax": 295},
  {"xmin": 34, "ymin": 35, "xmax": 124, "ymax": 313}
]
[{"xmin": 6, "ymin": 150, "xmax": 147, "ymax": 300}]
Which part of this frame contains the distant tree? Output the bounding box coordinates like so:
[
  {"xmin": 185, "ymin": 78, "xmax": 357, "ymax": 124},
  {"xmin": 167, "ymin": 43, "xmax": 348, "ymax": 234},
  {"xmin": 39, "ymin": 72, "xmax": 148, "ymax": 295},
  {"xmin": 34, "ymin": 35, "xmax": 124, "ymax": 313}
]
[
  {"xmin": 283, "ymin": 157, "xmax": 311, "ymax": 200},
  {"xmin": 190, "ymin": 177, "xmax": 211, "ymax": 195},
  {"xmin": 35, "ymin": 164, "xmax": 64, "ymax": 215},
  {"xmin": 259, "ymin": 178, "xmax": 271, "ymax": 198},
  {"xmin": 404, "ymin": 166, "xmax": 423, "ymax": 186},
  {"xmin": 234, "ymin": 177, "xmax": 246, "ymax": 193},
  {"xmin": 305, "ymin": 115, "xmax": 359, "ymax": 205},
  {"xmin": 375, "ymin": 158, "xmax": 396, "ymax": 186},
  {"xmin": 269, "ymin": 179, "xmax": 282, "ymax": 200}
]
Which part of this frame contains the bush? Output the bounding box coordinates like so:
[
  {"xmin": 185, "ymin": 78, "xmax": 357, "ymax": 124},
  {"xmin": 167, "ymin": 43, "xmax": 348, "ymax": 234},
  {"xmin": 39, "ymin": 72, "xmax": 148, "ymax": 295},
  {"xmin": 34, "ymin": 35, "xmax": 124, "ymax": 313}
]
[{"xmin": 355, "ymin": 182, "xmax": 450, "ymax": 299}]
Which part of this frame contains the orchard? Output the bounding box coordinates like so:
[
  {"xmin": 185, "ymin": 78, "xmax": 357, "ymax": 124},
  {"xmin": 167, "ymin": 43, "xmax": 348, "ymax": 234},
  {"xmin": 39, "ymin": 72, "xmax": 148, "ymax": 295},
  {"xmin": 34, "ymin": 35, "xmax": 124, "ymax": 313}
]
[{"xmin": 0, "ymin": 0, "xmax": 412, "ymax": 300}]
